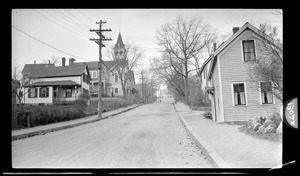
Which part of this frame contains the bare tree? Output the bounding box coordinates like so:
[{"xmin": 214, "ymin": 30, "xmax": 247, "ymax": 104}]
[
  {"xmin": 107, "ymin": 42, "xmax": 144, "ymax": 97},
  {"xmin": 150, "ymin": 54, "xmax": 185, "ymax": 101},
  {"xmin": 155, "ymin": 15, "xmax": 216, "ymax": 105},
  {"xmin": 246, "ymin": 22, "xmax": 283, "ymax": 102}
]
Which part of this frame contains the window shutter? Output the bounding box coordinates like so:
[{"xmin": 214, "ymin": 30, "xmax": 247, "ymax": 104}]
[
  {"xmin": 46, "ymin": 87, "xmax": 49, "ymax": 97},
  {"xmin": 28, "ymin": 88, "xmax": 31, "ymax": 98},
  {"xmin": 35, "ymin": 88, "xmax": 38, "ymax": 97}
]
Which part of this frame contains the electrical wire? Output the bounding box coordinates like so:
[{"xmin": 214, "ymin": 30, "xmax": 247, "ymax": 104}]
[
  {"xmin": 64, "ymin": 9, "xmax": 92, "ymax": 29},
  {"xmin": 33, "ymin": 9, "xmax": 89, "ymax": 40},
  {"xmin": 12, "ymin": 25, "xmax": 94, "ymax": 62}
]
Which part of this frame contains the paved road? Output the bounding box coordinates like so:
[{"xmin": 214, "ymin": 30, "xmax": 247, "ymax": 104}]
[{"xmin": 12, "ymin": 103, "xmax": 214, "ymax": 168}]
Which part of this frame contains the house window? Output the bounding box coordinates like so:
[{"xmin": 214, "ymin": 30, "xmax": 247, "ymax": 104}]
[
  {"xmin": 115, "ymin": 74, "xmax": 118, "ymax": 83},
  {"xmin": 39, "ymin": 87, "xmax": 49, "ymax": 98},
  {"xmin": 28, "ymin": 87, "xmax": 38, "ymax": 98},
  {"xmin": 65, "ymin": 88, "xmax": 72, "ymax": 98},
  {"xmin": 233, "ymin": 83, "xmax": 246, "ymax": 105},
  {"xmin": 92, "ymin": 71, "xmax": 97, "ymax": 78},
  {"xmin": 260, "ymin": 82, "xmax": 273, "ymax": 104},
  {"xmin": 242, "ymin": 40, "xmax": 256, "ymax": 62},
  {"xmin": 115, "ymin": 87, "xmax": 118, "ymax": 93}
]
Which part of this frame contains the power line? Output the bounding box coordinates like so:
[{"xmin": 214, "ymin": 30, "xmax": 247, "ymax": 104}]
[
  {"xmin": 50, "ymin": 10, "xmax": 92, "ymax": 38},
  {"xmin": 51, "ymin": 9, "xmax": 91, "ymax": 36},
  {"xmin": 33, "ymin": 9, "xmax": 89, "ymax": 40},
  {"xmin": 64, "ymin": 9, "xmax": 92, "ymax": 29},
  {"xmin": 12, "ymin": 25, "xmax": 93, "ymax": 62}
]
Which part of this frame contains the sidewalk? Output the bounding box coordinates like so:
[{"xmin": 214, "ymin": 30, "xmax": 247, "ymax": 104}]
[
  {"xmin": 175, "ymin": 102, "xmax": 282, "ymax": 168},
  {"xmin": 173, "ymin": 101, "xmax": 192, "ymax": 112},
  {"xmin": 12, "ymin": 104, "xmax": 140, "ymax": 140}
]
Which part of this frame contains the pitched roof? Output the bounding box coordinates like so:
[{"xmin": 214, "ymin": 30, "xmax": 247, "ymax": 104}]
[
  {"xmin": 115, "ymin": 32, "xmax": 125, "ymax": 48},
  {"xmin": 73, "ymin": 60, "xmax": 128, "ymax": 72},
  {"xmin": 26, "ymin": 80, "xmax": 80, "ymax": 87},
  {"xmin": 207, "ymin": 22, "xmax": 282, "ymax": 80},
  {"xmin": 24, "ymin": 64, "xmax": 87, "ymax": 78},
  {"xmin": 22, "ymin": 63, "xmax": 55, "ymax": 74}
]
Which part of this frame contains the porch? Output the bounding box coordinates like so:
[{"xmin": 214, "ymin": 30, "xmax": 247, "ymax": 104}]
[{"xmin": 27, "ymin": 80, "xmax": 81, "ymax": 104}]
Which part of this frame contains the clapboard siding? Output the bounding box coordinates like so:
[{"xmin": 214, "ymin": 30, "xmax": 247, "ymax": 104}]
[
  {"xmin": 218, "ymin": 30, "xmax": 281, "ymax": 121},
  {"xmin": 210, "ymin": 59, "xmax": 224, "ymax": 122}
]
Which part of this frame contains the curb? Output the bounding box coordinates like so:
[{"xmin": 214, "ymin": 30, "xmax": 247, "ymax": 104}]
[
  {"xmin": 179, "ymin": 115, "xmax": 231, "ymax": 168},
  {"xmin": 12, "ymin": 104, "xmax": 141, "ymax": 141}
]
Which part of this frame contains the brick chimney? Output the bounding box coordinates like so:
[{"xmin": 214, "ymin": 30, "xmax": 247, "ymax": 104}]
[
  {"xmin": 69, "ymin": 58, "xmax": 76, "ymax": 65},
  {"xmin": 232, "ymin": 27, "xmax": 239, "ymax": 34},
  {"xmin": 213, "ymin": 43, "xmax": 217, "ymax": 52},
  {"xmin": 34, "ymin": 60, "xmax": 36, "ymax": 64},
  {"xmin": 62, "ymin": 57, "xmax": 66, "ymax": 66},
  {"xmin": 48, "ymin": 60, "xmax": 51, "ymax": 64}
]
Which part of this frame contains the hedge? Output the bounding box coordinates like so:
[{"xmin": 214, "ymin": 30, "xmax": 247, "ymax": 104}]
[
  {"xmin": 89, "ymin": 98, "xmax": 132, "ymax": 112},
  {"xmin": 12, "ymin": 105, "xmax": 85, "ymax": 130},
  {"xmin": 12, "ymin": 98, "xmax": 133, "ymax": 130}
]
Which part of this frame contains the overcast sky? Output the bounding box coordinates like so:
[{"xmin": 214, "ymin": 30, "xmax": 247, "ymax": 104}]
[{"xmin": 12, "ymin": 9, "xmax": 282, "ymax": 76}]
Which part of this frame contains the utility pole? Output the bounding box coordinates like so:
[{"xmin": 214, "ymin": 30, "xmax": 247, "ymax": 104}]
[
  {"xmin": 90, "ymin": 20, "xmax": 112, "ymax": 118},
  {"xmin": 140, "ymin": 70, "xmax": 145, "ymax": 104}
]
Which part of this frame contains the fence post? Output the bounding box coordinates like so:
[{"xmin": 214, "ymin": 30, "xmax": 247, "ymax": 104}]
[{"xmin": 26, "ymin": 111, "xmax": 30, "ymax": 128}]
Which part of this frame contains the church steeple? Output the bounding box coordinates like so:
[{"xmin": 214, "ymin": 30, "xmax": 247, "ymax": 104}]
[
  {"xmin": 114, "ymin": 32, "xmax": 126, "ymax": 60},
  {"xmin": 115, "ymin": 32, "xmax": 125, "ymax": 48}
]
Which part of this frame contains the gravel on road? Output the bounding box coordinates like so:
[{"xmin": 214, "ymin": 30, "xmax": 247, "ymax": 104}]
[{"xmin": 12, "ymin": 103, "xmax": 214, "ymax": 168}]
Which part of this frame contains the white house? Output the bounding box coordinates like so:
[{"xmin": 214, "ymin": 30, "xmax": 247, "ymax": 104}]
[
  {"xmin": 203, "ymin": 22, "xmax": 282, "ymax": 122},
  {"xmin": 18, "ymin": 58, "xmax": 91, "ymax": 105},
  {"xmin": 72, "ymin": 32, "xmax": 136, "ymax": 97}
]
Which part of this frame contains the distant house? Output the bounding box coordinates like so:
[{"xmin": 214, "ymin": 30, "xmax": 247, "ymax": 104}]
[
  {"xmin": 18, "ymin": 57, "xmax": 90, "ymax": 105},
  {"xmin": 203, "ymin": 22, "xmax": 282, "ymax": 122},
  {"xmin": 72, "ymin": 60, "xmax": 135, "ymax": 97},
  {"xmin": 190, "ymin": 74, "xmax": 201, "ymax": 84},
  {"xmin": 72, "ymin": 32, "xmax": 136, "ymax": 97}
]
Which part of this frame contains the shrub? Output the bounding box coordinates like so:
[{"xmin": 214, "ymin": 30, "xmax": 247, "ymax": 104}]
[
  {"xmin": 243, "ymin": 112, "xmax": 282, "ymax": 134},
  {"xmin": 12, "ymin": 105, "xmax": 85, "ymax": 130}
]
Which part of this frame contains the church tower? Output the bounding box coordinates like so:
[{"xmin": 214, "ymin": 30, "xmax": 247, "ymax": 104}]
[{"xmin": 114, "ymin": 32, "xmax": 126, "ymax": 60}]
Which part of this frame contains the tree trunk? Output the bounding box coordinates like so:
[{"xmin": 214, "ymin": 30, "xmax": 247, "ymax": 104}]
[
  {"xmin": 184, "ymin": 61, "xmax": 189, "ymax": 105},
  {"xmin": 184, "ymin": 77, "xmax": 189, "ymax": 105},
  {"xmin": 121, "ymin": 83, "xmax": 127, "ymax": 97}
]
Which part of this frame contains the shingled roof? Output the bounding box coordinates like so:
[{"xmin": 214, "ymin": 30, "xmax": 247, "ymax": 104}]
[
  {"xmin": 22, "ymin": 63, "xmax": 55, "ymax": 74},
  {"xmin": 22, "ymin": 64, "xmax": 88, "ymax": 78},
  {"xmin": 72, "ymin": 60, "xmax": 128, "ymax": 71}
]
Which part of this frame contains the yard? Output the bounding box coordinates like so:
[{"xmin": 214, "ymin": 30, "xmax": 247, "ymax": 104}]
[{"xmin": 12, "ymin": 97, "xmax": 134, "ymax": 130}]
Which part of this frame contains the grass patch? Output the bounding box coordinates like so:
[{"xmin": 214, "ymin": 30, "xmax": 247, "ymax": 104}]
[{"xmin": 238, "ymin": 125, "xmax": 282, "ymax": 143}]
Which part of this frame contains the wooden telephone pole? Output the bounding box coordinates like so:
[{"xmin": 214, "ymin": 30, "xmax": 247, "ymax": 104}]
[
  {"xmin": 90, "ymin": 20, "xmax": 112, "ymax": 118},
  {"xmin": 140, "ymin": 70, "xmax": 145, "ymax": 104}
]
